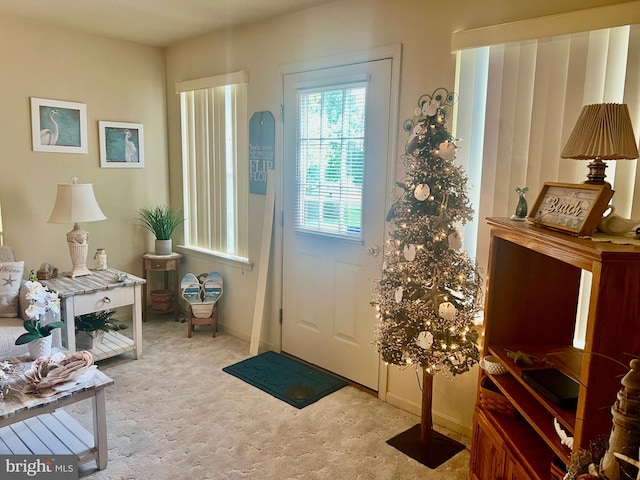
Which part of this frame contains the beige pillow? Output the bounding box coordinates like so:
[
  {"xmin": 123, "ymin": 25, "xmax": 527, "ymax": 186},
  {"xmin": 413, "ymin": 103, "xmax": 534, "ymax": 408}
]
[{"xmin": 0, "ymin": 261, "xmax": 25, "ymax": 317}]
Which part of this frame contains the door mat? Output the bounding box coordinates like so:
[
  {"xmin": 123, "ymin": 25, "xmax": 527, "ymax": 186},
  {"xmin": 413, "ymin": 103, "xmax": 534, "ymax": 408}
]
[{"xmin": 222, "ymin": 351, "xmax": 348, "ymax": 409}]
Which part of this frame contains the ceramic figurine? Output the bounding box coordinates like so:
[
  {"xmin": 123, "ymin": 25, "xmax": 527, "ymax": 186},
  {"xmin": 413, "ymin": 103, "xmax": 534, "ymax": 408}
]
[
  {"xmin": 511, "ymin": 186, "xmax": 528, "ymax": 221},
  {"xmin": 598, "ymin": 206, "xmax": 640, "ymax": 235}
]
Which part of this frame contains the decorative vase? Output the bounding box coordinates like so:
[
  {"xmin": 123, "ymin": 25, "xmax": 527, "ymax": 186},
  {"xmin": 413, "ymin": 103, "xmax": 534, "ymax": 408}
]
[
  {"xmin": 155, "ymin": 239, "xmax": 172, "ymax": 255},
  {"xmin": 28, "ymin": 335, "xmax": 52, "ymax": 360},
  {"xmin": 76, "ymin": 330, "xmax": 105, "ymax": 350},
  {"xmin": 94, "ymin": 248, "xmax": 108, "ymax": 270}
]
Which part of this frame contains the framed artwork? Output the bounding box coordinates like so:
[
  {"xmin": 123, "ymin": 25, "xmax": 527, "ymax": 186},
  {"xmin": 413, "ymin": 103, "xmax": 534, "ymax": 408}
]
[
  {"xmin": 528, "ymin": 182, "xmax": 613, "ymax": 236},
  {"xmin": 31, "ymin": 97, "xmax": 88, "ymax": 154},
  {"xmin": 99, "ymin": 121, "xmax": 144, "ymax": 168}
]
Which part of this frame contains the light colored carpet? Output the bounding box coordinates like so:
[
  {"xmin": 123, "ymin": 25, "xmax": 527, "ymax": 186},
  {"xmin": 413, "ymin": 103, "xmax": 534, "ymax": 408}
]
[{"xmin": 69, "ymin": 313, "xmax": 470, "ymax": 479}]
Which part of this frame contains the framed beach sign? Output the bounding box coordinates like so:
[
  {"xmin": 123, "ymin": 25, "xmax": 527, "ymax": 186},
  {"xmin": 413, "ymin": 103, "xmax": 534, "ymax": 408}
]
[
  {"xmin": 527, "ymin": 182, "xmax": 613, "ymax": 236},
  {"xmin": 99, "ymin": 121, "xmax": 144, "ymax": 168},
  {"xmin": 31, "ymin": 97, "xmax": 88, "ymax": 154}
]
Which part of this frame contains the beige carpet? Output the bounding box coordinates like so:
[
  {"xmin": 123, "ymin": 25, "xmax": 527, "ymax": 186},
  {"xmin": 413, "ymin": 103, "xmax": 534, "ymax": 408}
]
[{"xmin": 68, "ymin": 313, "xmax": 470, "ymax": 479}]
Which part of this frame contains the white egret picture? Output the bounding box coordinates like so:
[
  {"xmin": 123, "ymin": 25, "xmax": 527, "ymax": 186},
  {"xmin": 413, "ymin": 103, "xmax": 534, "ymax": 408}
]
[
  {"xmin": 31, "ymin": 97, "xmax": 88, "ymax": 154},
  {"xmin": 99, "ymin": 121, "xmax": 144, "ymax": 168}
]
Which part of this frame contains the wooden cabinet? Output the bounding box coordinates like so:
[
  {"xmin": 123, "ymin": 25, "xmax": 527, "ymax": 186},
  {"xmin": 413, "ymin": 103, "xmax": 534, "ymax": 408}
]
[{"xmin": 469, "ymin": 218, "xmax": 640, "ymax": 479}]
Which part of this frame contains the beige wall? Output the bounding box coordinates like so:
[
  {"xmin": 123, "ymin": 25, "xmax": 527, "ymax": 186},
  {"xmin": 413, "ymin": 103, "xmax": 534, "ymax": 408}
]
[{"xmin": 0, "ymin": 14, "xmax": 168, "ymax": 278}]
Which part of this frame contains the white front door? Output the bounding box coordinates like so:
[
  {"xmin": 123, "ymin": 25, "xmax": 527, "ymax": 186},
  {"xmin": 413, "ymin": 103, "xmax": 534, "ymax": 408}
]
[{"xmin": 282, "ymin": 59, "xmax": 392, "ymax": 390}]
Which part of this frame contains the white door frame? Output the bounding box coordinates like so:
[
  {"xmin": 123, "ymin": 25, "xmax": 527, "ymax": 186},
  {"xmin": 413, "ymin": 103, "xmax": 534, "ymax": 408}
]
[{"xmin": 275, "ymin": 44, "xmax": 402, "ymax": 400}]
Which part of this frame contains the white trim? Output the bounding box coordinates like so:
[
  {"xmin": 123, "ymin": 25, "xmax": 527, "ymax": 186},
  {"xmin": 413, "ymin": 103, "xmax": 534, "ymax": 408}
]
[
  {"xmin": 175, "ymin": 70, "xmax": 249, "ymax": 93},
  {"xmin": 176, "ymin": 245, "xmax": 254, "ymax": 271},
  {"xmin": 452, "ymin": 0, "xmax": 640, "ymax": 51}
]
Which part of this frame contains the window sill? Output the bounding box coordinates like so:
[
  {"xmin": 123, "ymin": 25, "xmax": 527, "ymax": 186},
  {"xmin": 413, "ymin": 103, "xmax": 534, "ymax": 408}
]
[{"xmin": 176, "ymin": 245, "xmax": 254, "ymax": 272}]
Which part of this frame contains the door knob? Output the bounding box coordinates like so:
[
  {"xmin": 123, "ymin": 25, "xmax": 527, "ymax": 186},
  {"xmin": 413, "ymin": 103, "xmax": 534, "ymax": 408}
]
[{"xmin": 366, "ymin": 245, "xmax": 380, "ymax": 256}]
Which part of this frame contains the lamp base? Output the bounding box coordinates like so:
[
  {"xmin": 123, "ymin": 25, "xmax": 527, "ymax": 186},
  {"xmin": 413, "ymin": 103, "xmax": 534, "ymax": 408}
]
[
  {"xmin": 67, "ymin": 223, "xmax": 92, "ymax": 278},
  {"xmin": 584, "ymin": 158, "xmax": 608, "ymax": 185}
]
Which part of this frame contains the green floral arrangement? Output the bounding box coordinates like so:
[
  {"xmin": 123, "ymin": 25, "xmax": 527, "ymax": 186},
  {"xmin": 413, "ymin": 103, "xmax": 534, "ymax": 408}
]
[{"xmin": 75, "ymin": 309, "xmax": 118, "ymax": 333}]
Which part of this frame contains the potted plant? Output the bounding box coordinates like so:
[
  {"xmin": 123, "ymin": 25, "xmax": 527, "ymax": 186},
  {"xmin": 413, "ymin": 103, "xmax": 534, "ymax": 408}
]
[
  {"xmin": 15, "ymin": 281, "xmax": 64, "ymax": 359},
  {"xmin": 75, "ymin": 309, "xmax": 118, "ymax": 350},
  {"xmin": 138, "ymin": 205, "xmax": 184, "ymax": 255}
]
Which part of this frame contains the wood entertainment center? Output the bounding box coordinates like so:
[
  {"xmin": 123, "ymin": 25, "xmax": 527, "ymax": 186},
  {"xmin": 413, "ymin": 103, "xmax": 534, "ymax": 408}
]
[{"xmin": 469, "ymin": 217, "xmax": 640, "ymax": 479}]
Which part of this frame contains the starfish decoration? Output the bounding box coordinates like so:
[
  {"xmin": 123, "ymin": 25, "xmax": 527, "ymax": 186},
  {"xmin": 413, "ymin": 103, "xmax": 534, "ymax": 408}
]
[
  {"xmin": 2, "ymin": 275, "xmax": 16, "ymax": 287},
  {"xmin": 506, "ymin": 350, "xmax": 537, "ymax": 365}
]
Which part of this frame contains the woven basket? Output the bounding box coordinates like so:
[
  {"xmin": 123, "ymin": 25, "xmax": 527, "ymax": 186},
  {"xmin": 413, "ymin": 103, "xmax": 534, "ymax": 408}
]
[
  {"xmin": 480, "ymin": 377, "xmax": 517, "ymax": 417},
  {"xmin": 150, "ymin": 289, "xmax": 175, "ymax": 312}
]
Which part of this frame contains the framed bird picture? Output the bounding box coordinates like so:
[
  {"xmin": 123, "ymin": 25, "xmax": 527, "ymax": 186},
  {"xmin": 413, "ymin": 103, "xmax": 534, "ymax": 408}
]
[
  {"xmin": 31, "ymin": 97, "xmax": 88, "ymax": 154},
  {"xmin": 98, "ymin": 121, "xmax": 144, "ymax": 168}
]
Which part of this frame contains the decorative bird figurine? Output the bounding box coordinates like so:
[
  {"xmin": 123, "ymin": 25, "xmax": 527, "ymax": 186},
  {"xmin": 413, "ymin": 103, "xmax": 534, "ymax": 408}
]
[
  {"xmin": 597, "ymin": 206, "xmax": 640, "ymax": 235},
  {"xmin": 40, "ymin": 108, "xmax": 60, "ymax": 145}
]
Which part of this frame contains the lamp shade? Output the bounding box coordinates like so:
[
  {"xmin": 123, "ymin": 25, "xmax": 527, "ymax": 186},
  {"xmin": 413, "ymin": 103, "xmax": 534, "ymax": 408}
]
[
  {"xmin": 561, "ymin": 103, "xmax": 639, "ymax": 160},
  {"xmin": 48, "ymin": 180, "xmax": 106, "ymax": 224}
]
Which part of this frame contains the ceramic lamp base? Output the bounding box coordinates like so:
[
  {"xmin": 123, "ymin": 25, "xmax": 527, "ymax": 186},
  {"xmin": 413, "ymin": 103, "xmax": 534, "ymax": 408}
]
[{"xmin": 67, "ymin": 223, "xmax": 92, "ymax": 277}]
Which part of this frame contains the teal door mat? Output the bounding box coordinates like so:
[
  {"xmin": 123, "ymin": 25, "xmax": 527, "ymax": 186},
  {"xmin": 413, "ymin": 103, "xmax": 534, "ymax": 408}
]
[{"xmin": 222, "ymin": 351, "xmax": 348, "ymax": 409}]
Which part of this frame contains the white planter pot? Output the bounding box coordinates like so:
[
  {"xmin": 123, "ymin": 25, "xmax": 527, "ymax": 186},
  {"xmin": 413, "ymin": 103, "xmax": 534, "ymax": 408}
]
[
  {"xmin": 28, "ymin": 336, "xmax": 52, "ymax": 360},
  {"xmin": 76, "ymin": 330, "xmax": 105, "ymax": 350},
  {"xmin": 154, "ymin": 239, "xmax": 172, "ymax": 255}
]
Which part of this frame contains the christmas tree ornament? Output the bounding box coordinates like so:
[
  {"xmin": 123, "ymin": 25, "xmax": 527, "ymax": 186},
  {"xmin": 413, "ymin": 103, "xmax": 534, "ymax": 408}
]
[
  {"xmin": 422, "ymin": 99, "xmax": 439, "ymax": 117},
  {"xmin": 414, "ymin": 183, "xmax": 430, "ymax": 201},
  {"xmin": 403, "ymin": 244, "xmax": 416, "ymax": 261},
  {"xmin": 447, "ymin": 231, "xmax": 462, "ymax": 250},
  {"xmin": 437, "ymin": 141, "xmax": 456, "ymax": 161},
  {"xmin": 395, "ymin": 287, "xmax": 404, "ymax": 303},
  {"xmin": 438, "ymin": 301, "xmax": 457, "ymax": 321},
  {"xmin": 417, "ymin": 331, "xmax": 434, "ymax": 350}
]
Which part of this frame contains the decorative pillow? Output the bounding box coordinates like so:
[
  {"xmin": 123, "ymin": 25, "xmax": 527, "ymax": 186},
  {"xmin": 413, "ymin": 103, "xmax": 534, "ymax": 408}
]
[{"xmin": 0, "ymin": 261, "xmax": 24, "ymax": 318}]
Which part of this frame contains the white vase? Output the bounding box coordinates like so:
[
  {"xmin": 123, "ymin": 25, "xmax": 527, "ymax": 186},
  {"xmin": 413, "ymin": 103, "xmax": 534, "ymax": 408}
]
[
  {"xmin": 155, "ymin": 239, "xmax": 172, "ymax": 255},
  {"xmin": 28, "ymin": 336, "xmax": 52, "ymax": 360}
]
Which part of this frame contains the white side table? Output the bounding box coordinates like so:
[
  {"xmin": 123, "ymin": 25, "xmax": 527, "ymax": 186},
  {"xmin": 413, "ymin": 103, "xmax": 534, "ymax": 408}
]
[{"xmin": 41, "ymin": 268, "xmax": 145, "ymax": 360}]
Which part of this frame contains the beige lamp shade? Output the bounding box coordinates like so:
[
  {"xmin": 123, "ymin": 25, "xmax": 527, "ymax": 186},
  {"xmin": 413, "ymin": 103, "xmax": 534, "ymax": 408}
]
[
  {"xmin": 48, "ymin": 181, "xmax": 106, "ymax": 224},
  {"xmin": 561, "ymin": 103, "xmax": 639, "ymax": 184},
  {"xmin": 48, "ymin": 177, "xmax": 106, "ymax": 277}
]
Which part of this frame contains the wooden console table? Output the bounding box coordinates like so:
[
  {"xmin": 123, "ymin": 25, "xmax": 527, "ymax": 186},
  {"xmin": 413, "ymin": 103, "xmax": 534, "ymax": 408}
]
[
  {"xmin": 0, "ymin": 356, "xmax": 113, "ymax": 471},
  {"xmin": 41, "ymin": 268, "xmax": 145, "ymax": 361}
]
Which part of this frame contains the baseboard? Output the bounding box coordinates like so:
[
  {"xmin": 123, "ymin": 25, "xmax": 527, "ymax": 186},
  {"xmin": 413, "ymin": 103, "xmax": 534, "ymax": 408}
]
[
  {"xmin": 385, "ymin": 392, "xmax": 472, "ymax": 438},
  {"xmin": 219, "ymin": 324, "xmax": 274, "ymax": 353}
]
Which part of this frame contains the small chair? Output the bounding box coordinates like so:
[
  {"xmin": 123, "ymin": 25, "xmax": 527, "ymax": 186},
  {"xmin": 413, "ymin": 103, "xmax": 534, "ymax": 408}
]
[{"xmin": 183, "ymin": 272, "xmax": 223, "ymax": 338}]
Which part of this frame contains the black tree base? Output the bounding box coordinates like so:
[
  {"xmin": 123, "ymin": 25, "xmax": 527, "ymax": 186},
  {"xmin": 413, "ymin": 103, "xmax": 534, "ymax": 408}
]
[{"xmin": 386, "ymin": 424, "xmax": 465, "ymax": 469}]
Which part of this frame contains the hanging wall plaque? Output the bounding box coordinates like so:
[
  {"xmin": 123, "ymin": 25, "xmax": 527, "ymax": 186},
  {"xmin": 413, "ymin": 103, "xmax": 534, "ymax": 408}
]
[{"xmin": 249, "ymin": 111, "xmax": 275, "ymax": 195}]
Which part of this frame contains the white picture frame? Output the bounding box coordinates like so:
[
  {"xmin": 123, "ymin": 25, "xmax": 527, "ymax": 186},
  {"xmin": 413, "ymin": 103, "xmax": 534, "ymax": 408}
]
[
  {"xmin": 99, "ymin": 121, "xmax": 144, "ymax": 168},
  {"xmin": 31, "ymin": 97, "xmax": 88, "ymax": 154}
]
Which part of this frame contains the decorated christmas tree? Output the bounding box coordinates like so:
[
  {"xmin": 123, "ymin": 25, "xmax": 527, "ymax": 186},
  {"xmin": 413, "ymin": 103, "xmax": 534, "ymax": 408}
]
[{"xmin": 372, "ymin": 89, "xmax": 482, "ymax": 467}]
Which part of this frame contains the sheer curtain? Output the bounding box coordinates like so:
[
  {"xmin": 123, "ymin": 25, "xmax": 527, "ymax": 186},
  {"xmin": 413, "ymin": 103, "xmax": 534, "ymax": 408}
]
[{"xmin": 454, "ymin": 24, "xmax": 640, "ymax": 275}]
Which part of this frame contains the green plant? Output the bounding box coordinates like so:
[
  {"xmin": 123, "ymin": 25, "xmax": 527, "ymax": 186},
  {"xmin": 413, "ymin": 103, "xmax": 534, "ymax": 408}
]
[
  {"xmin": 138, "ymin": 205, "xmax": 184, "ymax": 240},
  {"xmin": 75, "ymin": 309, "xmax": 118, "ymax": 333},
  {"xmin": 15, "ymin": 320, "xmax": 65, "ymax": 345}
]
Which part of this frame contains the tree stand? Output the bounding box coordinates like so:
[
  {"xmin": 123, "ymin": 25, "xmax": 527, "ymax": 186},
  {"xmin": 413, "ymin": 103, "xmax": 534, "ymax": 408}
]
[{"xmin": 386, "ymin": 370, "xmax": 465, "ymax": 469}]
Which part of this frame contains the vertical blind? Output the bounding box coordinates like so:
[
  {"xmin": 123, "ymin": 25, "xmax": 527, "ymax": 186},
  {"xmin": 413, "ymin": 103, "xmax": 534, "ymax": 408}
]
[
  {"xmin": 296, "ymin": 83, "xmax": 367, "ymax": 240},
  {"xmin": 176, "ymin": 71, "xmax": 248, "ymax": 259},
  {"xmin": 455, "ymin": 25, "xmax": 640, "ymax": 271}
]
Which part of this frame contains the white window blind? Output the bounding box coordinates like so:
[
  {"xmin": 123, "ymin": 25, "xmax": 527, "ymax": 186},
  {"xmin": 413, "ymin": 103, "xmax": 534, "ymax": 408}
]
[
  {"xmin": 177, "ymin": 71, "xmax": 249, "ymax": 260},
  {"xmin": 296, "ymin": 83, "xmax": 367, "ymax": 240},
  {"xmin": 455, "ymin": 25, "xmax": 640, "ymax": 273}
]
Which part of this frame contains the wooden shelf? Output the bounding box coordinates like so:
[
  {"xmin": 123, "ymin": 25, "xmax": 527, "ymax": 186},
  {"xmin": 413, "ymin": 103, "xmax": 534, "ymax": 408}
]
[
  {"xmin": 88, "ymin": 331, "xmax": 134, "ymax": 362},
  {"xmin": 469, "ymin": 218, "xmax": 640, "ymax": 479}
]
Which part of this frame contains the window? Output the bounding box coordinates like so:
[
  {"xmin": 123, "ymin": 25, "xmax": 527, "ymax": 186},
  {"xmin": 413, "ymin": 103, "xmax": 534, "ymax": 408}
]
[
  {"xmin": 296, "ymin": 83, "xmax": 367, "ymax": 240},
  {"xmin": 176, "ymin": 71, "xmax": 249, "ymax": 261}
]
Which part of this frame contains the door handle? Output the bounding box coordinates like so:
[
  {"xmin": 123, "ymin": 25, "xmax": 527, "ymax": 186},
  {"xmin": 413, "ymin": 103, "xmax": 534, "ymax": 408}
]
[{"xmin": 366, "ymin": 245, "xmax": 380, "ymax": 256}]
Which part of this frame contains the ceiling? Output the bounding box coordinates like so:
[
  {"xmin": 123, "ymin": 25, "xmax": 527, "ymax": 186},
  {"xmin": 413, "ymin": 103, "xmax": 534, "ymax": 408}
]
[{"xmin": 0, "ymin": 0, "xmax": 337, "ymax": 47}]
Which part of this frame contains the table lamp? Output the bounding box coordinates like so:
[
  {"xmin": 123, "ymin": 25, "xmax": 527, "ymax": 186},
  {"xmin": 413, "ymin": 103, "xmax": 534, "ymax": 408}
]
[
  {"xmin": 48, "ymin": 177, "xmax": 106, "ymax": 278},
  {"xmin": 561, "ymin": 103, "xmax": 639, "ymax": 186}
]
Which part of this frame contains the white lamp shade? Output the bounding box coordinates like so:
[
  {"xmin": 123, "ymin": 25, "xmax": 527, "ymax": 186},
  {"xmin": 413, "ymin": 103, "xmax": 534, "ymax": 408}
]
[{"xmin": 48, "ymin": 183, "xmax": 107, "ymax": 224}]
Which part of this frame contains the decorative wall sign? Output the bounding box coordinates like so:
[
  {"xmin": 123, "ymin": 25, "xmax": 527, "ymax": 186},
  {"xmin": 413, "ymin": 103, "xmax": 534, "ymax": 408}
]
[
  {"xmin": 99, "ymin": 121, "xmax": 144, "ymax": 168},
  {"xmin": 31, "ymin": 97, "xmax": 88, "ymax": 154},
  {"xmin": 249, "ymin": 111, "xmax": 275, "ymax": 194},
  {"xmin": 528, "ymin": 182, "xmax": 613, "ymax": 236}
]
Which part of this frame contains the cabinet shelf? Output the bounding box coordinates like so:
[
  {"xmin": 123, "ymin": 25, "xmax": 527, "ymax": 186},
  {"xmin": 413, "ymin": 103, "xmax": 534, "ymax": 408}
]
[{"xmin": 469, "ymin": 218, "xmax": 640, "ymax": 480}]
